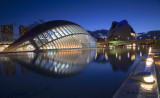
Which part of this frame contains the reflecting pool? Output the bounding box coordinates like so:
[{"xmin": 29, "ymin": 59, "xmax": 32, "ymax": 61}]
[{"xmin": 0, "ymin": 47, "xmax": 149, "ymax": 98}]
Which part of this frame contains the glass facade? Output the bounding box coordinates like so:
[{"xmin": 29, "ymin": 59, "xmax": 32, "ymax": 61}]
[
  {"xmin": 33, "ymin": 24, "xmax": 96, "ymax": 50},
  {"xmin": 4, "ymin": 21, "xmax": 96, "ymax": 52}
]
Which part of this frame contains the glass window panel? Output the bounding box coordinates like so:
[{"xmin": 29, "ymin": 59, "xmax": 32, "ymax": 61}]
[
  {"xmin": 69, "ymin": 25, "xmax": 78, "ymax": 33},
  {"xmin": 52, "ymin": 29, "xmax": 61, "ymax": 38},
  {"xmin": 63, "ymin": 26, "xmax": 72, "ymax": 34},
  {"xmin": 38, "ymin": 34, "xmax": 48, "ymax": 44},
  {"xmin": 66, "ymin": 25, "xmax": 75, "ymax": 34},
  {"xmin": 48, "ymin": 30, "xmax": 57, "ymax": 39},
  {"xmin": 56, "ymin": 27, "xmax": 65, "ymax": 36},
  {"xmin": 43, "ymin": 32, "xmax": 53, "ymax": 42},
  {"xmin": 59, "ymin": 27, "xmax": 69, "ymax": 35},
  {"xmin": 33, "ymin": 37, "xmax": 42, "ymax": 47}
]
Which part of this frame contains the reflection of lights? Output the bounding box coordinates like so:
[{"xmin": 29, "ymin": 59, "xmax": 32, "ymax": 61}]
[
  {"xmin": 133, "ymin": 47, "xmax": 136, "ymax": 51},
  {"xmin": 126, "ymin": 46, "xmax": 131, "ymax": 49},
  {"xmin": 95, "ymin": 52, "xmax": 97, "ymax": 60},
  {"xmin": 87, "ymin": 57, "xmax": 90, "ymax": 63},
  {"xmin": 127, "ymin": 52, "xmax": 130, "ymax": 58},
  {"xmin": 105, "ymin": 53, "xmax": 108, "ymax": 60},
  {"xmin": 143, "ymin": 75, "xmax": 155, "ymax": 84},
  {"xmin": 109, "ymin": 46, "xmax": 113, "ymax": 49},
  {"xmin": 118, "ymin": 55, "xmax": 121, "ymax": 60},
  {"xmin": 116, "ymin": 53, "xmax": 118, "ymax": 58},
  {"xmin": 131, "ymin": 55, "xmax": 135, "ymax": 61},
  {"xmin": 148, "ymin": 47, "xmax": 152, "ymax": 55},
  {"xmin": 147, "ymin": 58, "xmax": 153, "ymax": 62},
  {"xmin": 155, "ymin": 61, "xmax": 160, "ymax": 65},
  {"xmin": 141, "ymin": 83, "xmax": 153, "ymax": 91},
  {"xmin": 140, "ymin": 52, "xmax": 142, "ymax": 57}
]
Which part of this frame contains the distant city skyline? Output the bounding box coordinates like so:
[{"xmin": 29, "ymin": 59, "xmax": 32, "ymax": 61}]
[{"xmin": 0, "ymin": 0, "xmax": 160, "ymax": 34}]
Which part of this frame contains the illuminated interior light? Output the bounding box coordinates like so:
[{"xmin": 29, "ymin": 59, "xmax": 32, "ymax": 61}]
[
  {"xmin": 143, "ymin": 75, "xmax": 155, "ymax": 83},
  {"xmin": 146, "ymin": 61, "xmax": 152, "ymax": 67}
]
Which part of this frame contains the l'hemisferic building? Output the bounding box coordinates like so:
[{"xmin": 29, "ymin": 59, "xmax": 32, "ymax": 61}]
[{"xmin": 3, "ymin": 20, "xmax": 96, "ymax": 52}]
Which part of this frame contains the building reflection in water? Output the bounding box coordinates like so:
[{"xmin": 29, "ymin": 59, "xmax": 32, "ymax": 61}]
[
  {"xmin": 0, "ymin": 56, "xmax": 29, "ymax": 76},
  {"xmin": 95, "ymin": 47, "xmax": 147, "ymax": 72},
  {"xmin": 1, "ymin": 46, "xmax": 148, "ymax": 77},
  {"xmin": 6, "ymin": 49, "xmax": 95, "ymax": 78}
]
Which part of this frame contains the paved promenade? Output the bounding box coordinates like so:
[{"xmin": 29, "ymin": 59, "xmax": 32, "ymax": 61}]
[
  {"xmin": 114, "ymin": 47, "xmax": 159, "ymax": 98},
  {"xmin": 152, "ymin": 47, "xmax": 160, "ymax": 98}
]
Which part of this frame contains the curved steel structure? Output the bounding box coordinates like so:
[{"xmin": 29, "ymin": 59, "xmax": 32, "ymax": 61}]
[{"xmin": 4, "ymin": 20, "xmax": 96, "ymax": 52}]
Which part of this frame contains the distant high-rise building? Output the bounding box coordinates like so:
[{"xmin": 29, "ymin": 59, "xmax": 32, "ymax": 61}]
[
  {"xmin": 1, "ymin": 24, "xmax": 14, "ymax": 44},
  {"xmin": 1, "ymin": 24, "xmax": 13, "ymax": 35},
  {"xmin": 19, "ymin": 25, "xmax": 29, "ymax": 36}
]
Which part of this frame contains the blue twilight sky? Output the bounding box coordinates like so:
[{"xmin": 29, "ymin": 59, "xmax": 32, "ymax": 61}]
[{"xmin": 0, "ymin": 0, "xmax": 160, "ymax": 34}]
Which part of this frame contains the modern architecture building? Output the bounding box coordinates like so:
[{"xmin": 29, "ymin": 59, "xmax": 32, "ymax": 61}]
[
  {"xmin": 3, "ymin": 20, "xmax": 96, "ymax": 52},
  {"xmin": 19, "ymin": 25, "xmax": 30, "ymax": 37},
  {"xmin": 107, "ymin": 20, "xmax": 136, "ymax": 41}
]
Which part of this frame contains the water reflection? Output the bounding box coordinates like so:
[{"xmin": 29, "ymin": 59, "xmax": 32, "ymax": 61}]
[
  {"xmin": 95, "ymin": 47, "xmax": 148, "ymax": 72},
  {"xmin": 0, "ymin": 47, "xmax": 148, "ymax": 78},
  {"xmin": 0, "ymin": 57, "xmax": 29, "ymax": 76},
  {"xmin": 5, "ymin": 50, "xmax": 95, "ymax": 78},
  {"xmin": 0, "ymin": 47, "xmax": 150, "ymax": 98}
]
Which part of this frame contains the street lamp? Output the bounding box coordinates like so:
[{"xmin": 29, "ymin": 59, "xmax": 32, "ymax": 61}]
[
  {"xmin": 154, "ymin": 36, "xmax": 156, "ymax": 40},
  {"xmin": 115, "ymin": 38, "xmax": 117, "ymax": 41}
]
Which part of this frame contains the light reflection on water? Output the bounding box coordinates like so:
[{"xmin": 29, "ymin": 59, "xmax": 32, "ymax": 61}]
[{"xmin": 0, "ymin": 47, "xmax": 148, "ymax": 98}]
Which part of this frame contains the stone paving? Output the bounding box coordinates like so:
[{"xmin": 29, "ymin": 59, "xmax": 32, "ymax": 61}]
[
  {"xmin": 152, "ymin": 47, "xmax": 160, "ymax": 98},
  {"xmin": 113, "ymin": 47, "xmax": 158, "ymax": 98}
]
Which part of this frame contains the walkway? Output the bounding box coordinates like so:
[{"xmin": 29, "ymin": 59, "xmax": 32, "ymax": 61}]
[{"xmin": 113, "ymin": 47, "xmax": 158, "ymax": 98}]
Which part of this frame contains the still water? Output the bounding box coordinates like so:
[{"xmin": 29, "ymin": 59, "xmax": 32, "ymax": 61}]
[{"xmin": 0, "ymin": 47, "xmax": 148, "ymax": 98}]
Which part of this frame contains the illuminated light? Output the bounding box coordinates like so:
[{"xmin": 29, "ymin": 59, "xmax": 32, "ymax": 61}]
[
  {"xmin": 140, "ymin": 52, "xmax": 142, "ymax": 57},
  {"xmin": 146, "ymin": 61, "xmax": 152, "ymax": 67},
  {"xmin": 105, "ymin": 53, "xmax": 108, "ymax": 60},
  {"xmin": 138, "ymin": 47, "xmax": 140, "ymax": 50},
  {"xmin": 118, "ymin": 55, "xmax": 121, "ymax": 60},
  {"xmin": 95, "ymin": 52, "xmax": 97, "ymax": 60},
  {"xmin": 147, "ymin": 58, "xmax": 153, "ymax": 62},
  {"xmin": 133, "ymin": 47, "xmax": 136, "ymax": 51},
  {"xmin": 87, "ymin": 57, "xmax": 90, "ymax": 63},
  {"xmin": 133, "ymin": 43, "xmax": 136, "ymax": 47},
  {"xmin": 116, "ymin": 53, "xmax": 118, "ymax": 58},
  {"xmin": 155, "ymin": 61, "xmax": 160, "ymax": 65},
  {"xmin": 148, "ymin": 47, "xmax": 152, "ymax": 55},
  {"xmin": 131, "ymin": 55, "xmax": 135, "ymax": 61},
  {"xmin": 143, "ymin": 75, "xmax": 155, "ymax": 84},
  {"xmin": 127, "ymin": 52, "xmax": 130, "ymax": 58},
  {"xmin": 131, "ymin": 32, "xmax": 136, "ymax": 37},
  {"xmin": 54, "ymin": 67, "xmax": 57, "ymax": 72},
  {"xmin": 109, "ymin": 46, "xmax": 113, "ymax": 49},
  {"xmin": 141, "ymin": 83, "xmax": 153, "ymax": 91}
]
